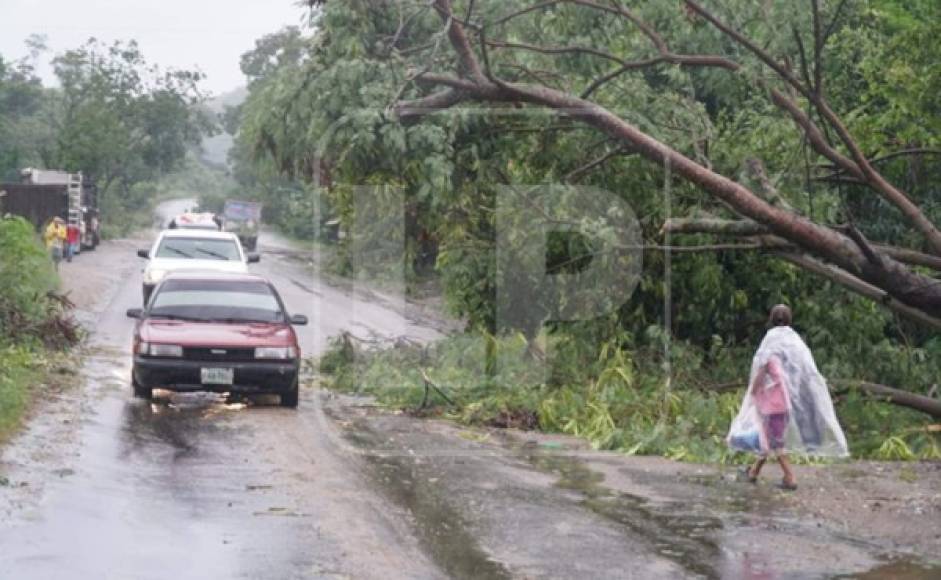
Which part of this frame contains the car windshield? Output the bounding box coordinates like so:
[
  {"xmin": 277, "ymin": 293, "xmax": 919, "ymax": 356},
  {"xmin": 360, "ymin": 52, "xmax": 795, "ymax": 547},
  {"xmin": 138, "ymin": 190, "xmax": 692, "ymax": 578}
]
[
  {"xmin": 155, "ymin": 237, "xmax": 240, "ymax": 261},
  {"xmin": 149, "ymin": 279, "xmax": 283, "ymax": 323}
]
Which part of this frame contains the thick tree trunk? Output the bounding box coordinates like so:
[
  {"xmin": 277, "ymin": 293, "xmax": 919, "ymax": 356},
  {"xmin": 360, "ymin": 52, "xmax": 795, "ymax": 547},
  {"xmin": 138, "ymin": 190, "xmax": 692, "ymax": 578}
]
[{"xmin": 832, "ymin": 380, "xmax": 941, "ymax": 419}]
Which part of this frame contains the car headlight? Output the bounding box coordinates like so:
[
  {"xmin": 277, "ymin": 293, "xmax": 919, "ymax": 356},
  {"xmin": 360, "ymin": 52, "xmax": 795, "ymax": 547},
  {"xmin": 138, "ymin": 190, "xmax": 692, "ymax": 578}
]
[
  {"xmin": 137, "ymin": 342, "xmax": 183, "ymax": 357},
  {"xmin": 144, "ymin": 269, "xmax": 167, "ymax": 285},
  {"xmin": 255, "ymin": 346, "xmax": 297, "ymax": 360}
]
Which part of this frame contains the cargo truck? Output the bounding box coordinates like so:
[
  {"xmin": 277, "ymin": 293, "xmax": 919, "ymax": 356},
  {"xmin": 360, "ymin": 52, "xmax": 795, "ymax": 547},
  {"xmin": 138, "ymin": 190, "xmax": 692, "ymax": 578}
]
[
  {"xmin": 0, "ymin": 169, "xmax": 101, "ymax": 249},
  {"xmin": 222, "ymin": 200, "xmax": 262, "ymax": 251}
]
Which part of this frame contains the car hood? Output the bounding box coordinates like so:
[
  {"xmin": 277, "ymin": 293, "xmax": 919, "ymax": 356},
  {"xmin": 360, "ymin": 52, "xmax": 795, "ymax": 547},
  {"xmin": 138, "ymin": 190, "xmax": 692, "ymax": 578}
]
[{"xmin": 140, "ymin": 320, "xmax": 295, "ymax": 348}]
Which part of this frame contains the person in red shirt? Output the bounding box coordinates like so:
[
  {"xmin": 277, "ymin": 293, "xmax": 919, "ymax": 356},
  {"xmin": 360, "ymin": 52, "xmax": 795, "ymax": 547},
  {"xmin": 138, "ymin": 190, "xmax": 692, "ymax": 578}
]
[{"xmin": 66, "ymin": 223, "xmax": 80, "ymax": 262}]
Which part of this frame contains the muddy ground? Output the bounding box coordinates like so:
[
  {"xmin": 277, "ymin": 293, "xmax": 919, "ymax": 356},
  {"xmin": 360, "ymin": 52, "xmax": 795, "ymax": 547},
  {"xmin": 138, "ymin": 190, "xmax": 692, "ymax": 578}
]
[{"xmin": 0, "ymin": 199, "xmax": 938, "ymax": 579}]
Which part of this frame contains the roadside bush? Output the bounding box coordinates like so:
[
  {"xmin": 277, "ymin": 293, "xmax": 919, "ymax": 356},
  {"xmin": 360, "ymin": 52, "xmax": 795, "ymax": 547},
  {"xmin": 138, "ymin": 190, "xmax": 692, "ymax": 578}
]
[
  {"xmin": 0, "ymin": 219, "xmax": 77, "ymax": 439},
  {"xmin": 0, "ymin": 216, "xmax": 57, "ymax": 336},
  {"xmin": 0, "ymin": 216, "xmax": 79, "ymax": 346},
  {"xmin": 0, "ymin": 345, "xmax": 41, "ymax": 441}
]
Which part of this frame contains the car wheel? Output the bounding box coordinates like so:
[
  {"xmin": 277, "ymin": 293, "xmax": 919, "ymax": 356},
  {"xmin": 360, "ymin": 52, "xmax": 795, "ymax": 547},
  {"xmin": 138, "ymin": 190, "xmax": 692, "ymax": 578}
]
[
  {"xmin": 280, "ymin": 379, "xmax": 299, "ymax": 408},
  {"xmin": 142, "ymin": 286, "xmax": 153, "ymax": 306},
  {"xmin": 132, "ymin": 375, "xmax": 153, "ymax": 400}
]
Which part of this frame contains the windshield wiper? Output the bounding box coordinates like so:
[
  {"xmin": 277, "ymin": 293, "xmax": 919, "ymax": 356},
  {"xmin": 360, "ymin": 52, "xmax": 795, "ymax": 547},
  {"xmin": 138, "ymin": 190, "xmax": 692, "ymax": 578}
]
[
  {"xmin": 163, "ymin": 247, "xmax": 192, "ymax": 258},
  {"xmin": 194, "ymin": 247, "xmax": 231, "ymax": 260},
  {"xmin": 148, "ymin": 313, "xmax": 208, "ymax": 322},
  {"xmin": 209, "ymin": 317, "xmax": 279, "ymax": 324}
]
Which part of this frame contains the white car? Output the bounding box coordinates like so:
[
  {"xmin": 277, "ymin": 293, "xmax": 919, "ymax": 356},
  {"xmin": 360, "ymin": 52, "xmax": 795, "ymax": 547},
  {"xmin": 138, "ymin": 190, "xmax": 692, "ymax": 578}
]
[{"xmin": 137, "ymin": 230, "xmax": 260, "ymax": 304}]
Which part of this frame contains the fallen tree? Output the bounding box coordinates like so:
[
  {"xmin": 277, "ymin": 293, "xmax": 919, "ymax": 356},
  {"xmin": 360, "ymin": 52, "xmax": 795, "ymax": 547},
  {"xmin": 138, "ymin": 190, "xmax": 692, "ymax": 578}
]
[
  {"xmin": 831, "ymin": 380, "xmax": 941, "ymax": 419},
  {"xmin": 706, "ymin": 378, "xmax": 941, "ymax": 419},
  {"xmin": 391, "ymin": 0, "xmax": 941, "ymax": 324}
]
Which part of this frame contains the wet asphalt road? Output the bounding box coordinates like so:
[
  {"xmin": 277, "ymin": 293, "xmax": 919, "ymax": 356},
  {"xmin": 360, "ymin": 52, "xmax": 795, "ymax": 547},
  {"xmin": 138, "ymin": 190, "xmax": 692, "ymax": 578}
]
[
  {"xmin": 1, "ymin": 200, "xmax": 938, "ymax": 579},
  {"xmin": 0, "ymin": 200, "xmax": 444, "ymax": 579}
]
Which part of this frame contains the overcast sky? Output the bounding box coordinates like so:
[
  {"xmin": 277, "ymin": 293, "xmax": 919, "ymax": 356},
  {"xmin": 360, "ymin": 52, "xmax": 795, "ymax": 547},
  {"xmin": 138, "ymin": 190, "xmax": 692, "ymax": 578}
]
[{"xmin": 0, "ymin": 0, "xmax": 308, "ymax": 95}]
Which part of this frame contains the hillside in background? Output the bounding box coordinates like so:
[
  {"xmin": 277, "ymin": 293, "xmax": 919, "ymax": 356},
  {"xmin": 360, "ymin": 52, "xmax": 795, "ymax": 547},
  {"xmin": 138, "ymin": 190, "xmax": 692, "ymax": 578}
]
[{"xmin": 200, "ymin": 86, "xmax": 247, "ymax": 168}]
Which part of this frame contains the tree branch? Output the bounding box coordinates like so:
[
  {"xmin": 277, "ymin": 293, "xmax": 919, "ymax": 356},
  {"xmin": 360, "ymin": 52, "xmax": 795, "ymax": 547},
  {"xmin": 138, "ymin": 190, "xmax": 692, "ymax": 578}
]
[
  {"xmin": 774, "ymin": 252, "xmax": 941, "ymax": 330},
  {"xmin": 394, "ymin": 88, "xmax": 465, "ymax": 122},
  {"xmin": 831, "ymin": 380, "xmax": 941, "ymax": 418},
  {"xmin": 397, "ymin": 0, "xmax": 941, "ymax": 320},
  {"xmin": 685, "ymin": 0, "xmax": 941, "ymax": 255},
  {"xmin": 432, "ymin": 0, "xmax": 485, "ymax": 83},
  {"xmin": 564, "ymin": 146, "xmax": 634, "ymax": 182},
  {"xmin": 491, "ymin": 0, "xmax": 566, "ymax": 28},
  {"xmin": 811, "ymin": 0, "xmax": 824, "ymax": 95},
  {"xmin": 662, "ymin": 217, "xmax": 941, "ymax": 271}
]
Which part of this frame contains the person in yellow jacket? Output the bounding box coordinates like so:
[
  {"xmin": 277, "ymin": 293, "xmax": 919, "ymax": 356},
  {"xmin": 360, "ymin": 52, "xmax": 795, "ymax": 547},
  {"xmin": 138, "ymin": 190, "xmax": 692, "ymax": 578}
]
[{"xmin": 43, "ymin": 217, "xmax": 67, "ymax": 270}]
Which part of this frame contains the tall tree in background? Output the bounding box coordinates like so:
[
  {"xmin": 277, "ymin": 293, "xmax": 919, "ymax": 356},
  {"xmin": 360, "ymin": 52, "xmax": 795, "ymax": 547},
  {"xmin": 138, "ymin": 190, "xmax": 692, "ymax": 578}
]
[
  {"xmin": 48, "ymin": 39, "xmax": 212, "ymax": 197},
  {"xmin": 0, "ymin": 36, "xmax": 50, "ymax": 179}
]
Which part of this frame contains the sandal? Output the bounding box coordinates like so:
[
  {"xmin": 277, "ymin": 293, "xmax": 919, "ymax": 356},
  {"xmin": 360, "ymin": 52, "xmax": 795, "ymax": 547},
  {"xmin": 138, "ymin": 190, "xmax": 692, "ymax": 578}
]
[{"xmin": 776, "ymin": 480, "xmax": 798, "ymax": 491}]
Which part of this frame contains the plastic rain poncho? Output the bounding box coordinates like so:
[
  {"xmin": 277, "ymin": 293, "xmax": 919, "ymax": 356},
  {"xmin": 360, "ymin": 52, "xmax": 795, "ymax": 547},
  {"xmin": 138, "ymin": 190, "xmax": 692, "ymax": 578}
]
[{"xmin": 728, "ymin": 326, "xmax": 849, "ymax": 457}]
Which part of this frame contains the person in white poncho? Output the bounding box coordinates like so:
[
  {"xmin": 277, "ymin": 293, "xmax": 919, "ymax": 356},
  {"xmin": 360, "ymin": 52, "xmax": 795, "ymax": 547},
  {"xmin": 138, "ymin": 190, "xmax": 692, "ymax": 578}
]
[{"xmin": 728, "ymin": 305, "xmax": 849, "ymax": 490}]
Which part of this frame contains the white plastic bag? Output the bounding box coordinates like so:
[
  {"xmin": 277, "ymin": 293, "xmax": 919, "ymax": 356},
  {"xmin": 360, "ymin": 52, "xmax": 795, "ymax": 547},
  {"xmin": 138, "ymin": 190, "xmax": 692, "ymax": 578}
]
[{"xmin": 728, "ymin": 326, "xmax": 849, "ymax": 457}]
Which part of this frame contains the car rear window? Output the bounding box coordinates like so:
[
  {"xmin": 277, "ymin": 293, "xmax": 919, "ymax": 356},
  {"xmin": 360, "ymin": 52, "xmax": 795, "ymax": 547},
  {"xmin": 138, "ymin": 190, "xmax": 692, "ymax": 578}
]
[
  {"xmin": 150, "ymin": 279, "xmax": 283, "ymax": 323},
  {"xmin": 155, "ymin": 237, "xmax": 241, "ymax": 261}
]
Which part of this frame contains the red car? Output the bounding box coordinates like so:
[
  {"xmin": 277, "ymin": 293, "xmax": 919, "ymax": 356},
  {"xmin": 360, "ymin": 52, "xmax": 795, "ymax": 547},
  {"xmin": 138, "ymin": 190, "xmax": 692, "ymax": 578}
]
[{"xmin": 126, "ymin": 272, "xmax": 307, "ymax": 407}]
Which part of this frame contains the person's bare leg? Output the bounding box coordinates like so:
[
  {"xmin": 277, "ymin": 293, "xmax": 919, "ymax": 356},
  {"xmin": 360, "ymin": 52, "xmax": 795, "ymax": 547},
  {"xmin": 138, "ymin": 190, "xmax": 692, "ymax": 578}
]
[
  {"xmin": 749, "ymin": 456, "xmax": 767, "ymax": 480},
  {"xmin": 777, "ymin": 454, "xmax": 797, "ymax": 487}
]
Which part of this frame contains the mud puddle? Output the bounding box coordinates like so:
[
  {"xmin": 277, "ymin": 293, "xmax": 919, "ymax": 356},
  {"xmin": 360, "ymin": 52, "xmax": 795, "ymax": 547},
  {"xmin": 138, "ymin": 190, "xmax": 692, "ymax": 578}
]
[{"xmin": 519, "ymin": 449, "xmax": 723, "ymax": 577}]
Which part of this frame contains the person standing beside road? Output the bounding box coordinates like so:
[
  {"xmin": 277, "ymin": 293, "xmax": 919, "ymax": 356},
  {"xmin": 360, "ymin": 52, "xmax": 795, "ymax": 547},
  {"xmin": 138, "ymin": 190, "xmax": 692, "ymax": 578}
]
[
  {"xmin": 728, "ymin": 304, "xmax": 849, "ymax": 490},
  {"xmin": 43, "ymin": 216, "xmax": 67, "ymax": 271},
  {"xmin": 66, "ymin": 221, "xmax": 80, "ymax": 262}
]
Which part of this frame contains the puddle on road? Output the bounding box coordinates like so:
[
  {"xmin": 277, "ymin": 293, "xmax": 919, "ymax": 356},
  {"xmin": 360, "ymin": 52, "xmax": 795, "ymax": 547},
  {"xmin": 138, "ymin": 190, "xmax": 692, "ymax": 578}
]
[
  {"xmin": 515, "ymin": 448, "xmax": 941, "ymax": 580},
  {"xmin": 521, "ymin": 450, "xmax": 723, "ymax": 578},
  {"xmin": 342, "ymin": 424, "xmax": 514, "ymax": 580},
  {"xmin": 839, "ymin": 560, "xmax": 941, "ymax": 579}
]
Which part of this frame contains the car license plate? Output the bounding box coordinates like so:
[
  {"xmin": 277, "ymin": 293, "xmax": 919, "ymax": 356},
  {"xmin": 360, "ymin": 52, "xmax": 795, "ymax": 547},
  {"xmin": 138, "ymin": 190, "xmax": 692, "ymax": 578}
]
[{"xmin": 201, "ymin": 367, "xmax": 233, "ymax": 385}]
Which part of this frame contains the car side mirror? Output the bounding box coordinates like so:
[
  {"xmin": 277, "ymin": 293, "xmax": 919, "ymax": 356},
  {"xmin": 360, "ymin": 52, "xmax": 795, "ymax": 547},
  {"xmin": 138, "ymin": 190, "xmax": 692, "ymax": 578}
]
[
  {"xmin": 137, "ymin": 249, "xmax": 149, "ymax": 259},
  {"xmin": 126, "ymin": 308, "xmax": 144, "ymax": 319},
  {"xmin": 247, "ymin": 253, "xmax": 260, "ymax": 264},
  {"xmin": 290, "ymin": 314, "xmax": 308, "ymax": 326}
]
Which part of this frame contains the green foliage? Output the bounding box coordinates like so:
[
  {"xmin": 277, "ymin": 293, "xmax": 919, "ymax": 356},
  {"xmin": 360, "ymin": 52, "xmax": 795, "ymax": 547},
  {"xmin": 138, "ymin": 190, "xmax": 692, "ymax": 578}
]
[
  {"xmin": 1, "ymin": 38, "xmax": 213, "ymax": 227},
  {"xmin": 0, "ymin": 50, "xmax": 48, "ymax": 180},
  {"xmin": 0, "ymin": 217, "xmax": 59, "ymax": 339},
  {"xmin": 0, "ymin": 218, "xmax": 75, "ymax": 440},
  {"xmin": 0, "ymin": 345, "xmax": 41, "ymax": 441},
  {"xmin": 319, "ymin": 331, "xmax": 940, "ymax": 462},
  {"xmin": 49, "ymin": 39, "xmax": 213, "ymax": 189},
  {"xmin": 242, "ymin": 1, "xmax": 940, "ymax": 463}
]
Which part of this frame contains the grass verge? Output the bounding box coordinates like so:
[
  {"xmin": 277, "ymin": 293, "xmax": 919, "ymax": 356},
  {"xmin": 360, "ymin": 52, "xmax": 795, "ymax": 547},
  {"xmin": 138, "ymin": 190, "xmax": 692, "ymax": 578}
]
[{"xmin": 0, "ymin": 346, "xmax": 72, "ymax": 444}]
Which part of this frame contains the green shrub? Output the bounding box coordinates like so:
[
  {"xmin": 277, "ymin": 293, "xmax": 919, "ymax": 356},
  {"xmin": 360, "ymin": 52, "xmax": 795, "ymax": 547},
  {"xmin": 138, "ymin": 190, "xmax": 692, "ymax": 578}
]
[
  {"xmin": 0, "ymin": 216, "xmax": 58, "ymax": 338},
  {"xmin": 0, "ymin": 345, "xmax": 42, "ymax": 440}
]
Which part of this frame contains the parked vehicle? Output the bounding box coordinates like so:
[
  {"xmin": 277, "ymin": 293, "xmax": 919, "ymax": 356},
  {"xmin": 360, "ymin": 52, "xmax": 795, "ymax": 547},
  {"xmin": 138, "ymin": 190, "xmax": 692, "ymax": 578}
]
[
  {"xmin": 126, "ymin": 273, "xmax": 308, "ymax": 407},
  {"xmin": 168, "ymin": 211, "xmax": 222, "ymax": 231},
  {"xmin": 137, "ymin": 230, "xmax": 260, "ymax": 305},
  {"xmin": 222, "ymin": 200, "xmax": 262, "ymax": 251},
  {"xmin": 0, "ymin": 169, "xmax": 101, "ymax": 249}
]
